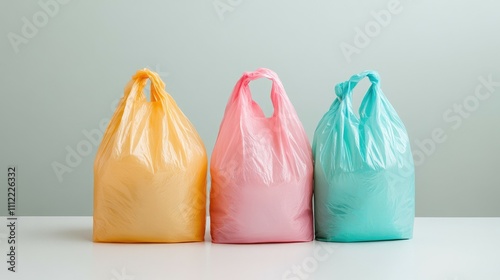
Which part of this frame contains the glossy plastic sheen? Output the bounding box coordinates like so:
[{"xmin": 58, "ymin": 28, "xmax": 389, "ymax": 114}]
[
  {"xmin": 210, "ymin": 68, "xmax": 313, "ymax": 244},
  {"xmin": 313, "ymin": 70, "xmax": 415, "ymax": 242},
  {"xmin": 93, "ymin": 69, "xmax": 207, "ymax": 243}
]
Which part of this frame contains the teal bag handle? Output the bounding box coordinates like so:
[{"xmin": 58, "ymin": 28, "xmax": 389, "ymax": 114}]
[
  {"xmin": 335, "ymin": 70, "xmax": 380, "ymax": 101},
  {"xmin": 334, "ymin": 70, "xmax": 383, "ymax": 121}
]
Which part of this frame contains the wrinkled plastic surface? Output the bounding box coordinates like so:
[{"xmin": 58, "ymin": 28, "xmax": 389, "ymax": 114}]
[
  {"xmin": 313, "ymin": 70, "xmax": 415, "ymax": 242},
  {"xmin": 210, "ymin": 68, "xmax": 313, "ymax": 244},
  {"xmin": 93, "ymin": 69, "xmax": 207, "ymax": 243}
]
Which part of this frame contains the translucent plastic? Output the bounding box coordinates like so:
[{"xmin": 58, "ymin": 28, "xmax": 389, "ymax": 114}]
[
  {"xmin": 313, "ymin": 70, "xmax": 415, "ymax": 242},
  {"xmin": 93, "ymin": 69, "xmax": 207, "ymax": 243},
  {"xmin": 210, "ymin": 68, "xmax": 313, "ymax": 244}
]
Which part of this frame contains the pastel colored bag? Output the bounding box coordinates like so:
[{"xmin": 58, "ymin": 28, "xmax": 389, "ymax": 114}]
[
  {"xmin": 313, "ymin": 70, "xmax": 415, "ymax": 242},
  {"xmin": 210, "ymin": 68, "xmax": 313, "ymax": 244},
  {"xmin": 93, "ymin": 69, "xmax": 207, "ymax": 243}
]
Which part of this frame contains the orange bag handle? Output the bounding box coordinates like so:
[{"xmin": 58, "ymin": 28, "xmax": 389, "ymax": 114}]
[{"xmin": 124, "ymin": 68, "xmax": 166, "ymax": 102}]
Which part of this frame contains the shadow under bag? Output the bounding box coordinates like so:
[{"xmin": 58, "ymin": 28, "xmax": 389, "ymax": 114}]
[
  {"xmin": 210, "ymin": 68, "xmax": 313, "ymax": 244},
  {"xmin": 313, "ymin": 70, "xmax": 415, "ymax": 242}
]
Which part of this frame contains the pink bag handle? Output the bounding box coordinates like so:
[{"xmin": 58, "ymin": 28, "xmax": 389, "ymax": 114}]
[{"xmin": 231, "ymin": 68, "xmax": 287, "ymax": 117}]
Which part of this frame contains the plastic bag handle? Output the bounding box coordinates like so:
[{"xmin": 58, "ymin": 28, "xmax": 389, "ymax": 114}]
[
  {"xmin": 335, "ymin": 70, "xmax": 380, "ymax": 100},
  {"xmin": 125, "ymin": 68, "xmax": 166, "ymax": 102},
  {"xmin": 233, "ymin": 68, "xmax": 286, "ymax": 116}
]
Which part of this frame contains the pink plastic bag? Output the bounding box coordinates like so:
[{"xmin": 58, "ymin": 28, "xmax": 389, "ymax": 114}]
[{"xmin": 210, "ymin": 68, "xmax": 313, "ymax": 244}]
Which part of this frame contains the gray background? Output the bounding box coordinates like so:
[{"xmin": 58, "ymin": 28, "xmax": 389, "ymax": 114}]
[{"xmin": 0, "ymin": 0, "xmax": 499, "ymax": 216}]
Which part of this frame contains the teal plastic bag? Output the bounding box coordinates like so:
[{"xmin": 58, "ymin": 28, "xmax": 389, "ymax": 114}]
[{"xmin": 313, "ymin": 70, "xmax": 415, "ymax": 242}]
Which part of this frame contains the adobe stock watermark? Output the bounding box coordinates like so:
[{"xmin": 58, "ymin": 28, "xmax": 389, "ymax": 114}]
[
  {"xmin": 51, "ymin": 65, "xmax": 169, "ymax": 183},
  {"xmin": 7, "ymin": 0, "xmax": 72, "ymax": 54},
  {"xmin": 340, "ymin": 0, "xmax": 403, "ymax": 63},
  {"xmin": 51, "ymin": 98, "xmax": 119, "ymax": 183},
  {"xmin": 213, "ymin": 0, "xmax": 243, "ymax": 21},
  {"xmin": 111, "ymin": 267, "xmax": 135, "ymax": 280},
  {"xmin": 282, "ymin": 243, "xmax": 337, "ymax": 280},
  {"xmin": 412, "ymin": 74, "xmax": 499, "ymax": 166}
]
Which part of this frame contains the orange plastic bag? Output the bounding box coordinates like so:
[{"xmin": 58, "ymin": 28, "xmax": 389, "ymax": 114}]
[{"xmin": 93, "ymin": 69, "xmax": 207, "ymax": 243}]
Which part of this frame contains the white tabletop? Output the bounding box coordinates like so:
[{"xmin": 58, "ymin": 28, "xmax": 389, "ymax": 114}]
[{"xmin": 0, "ymin": 217, "xmax": 499, "ymax": 280}]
